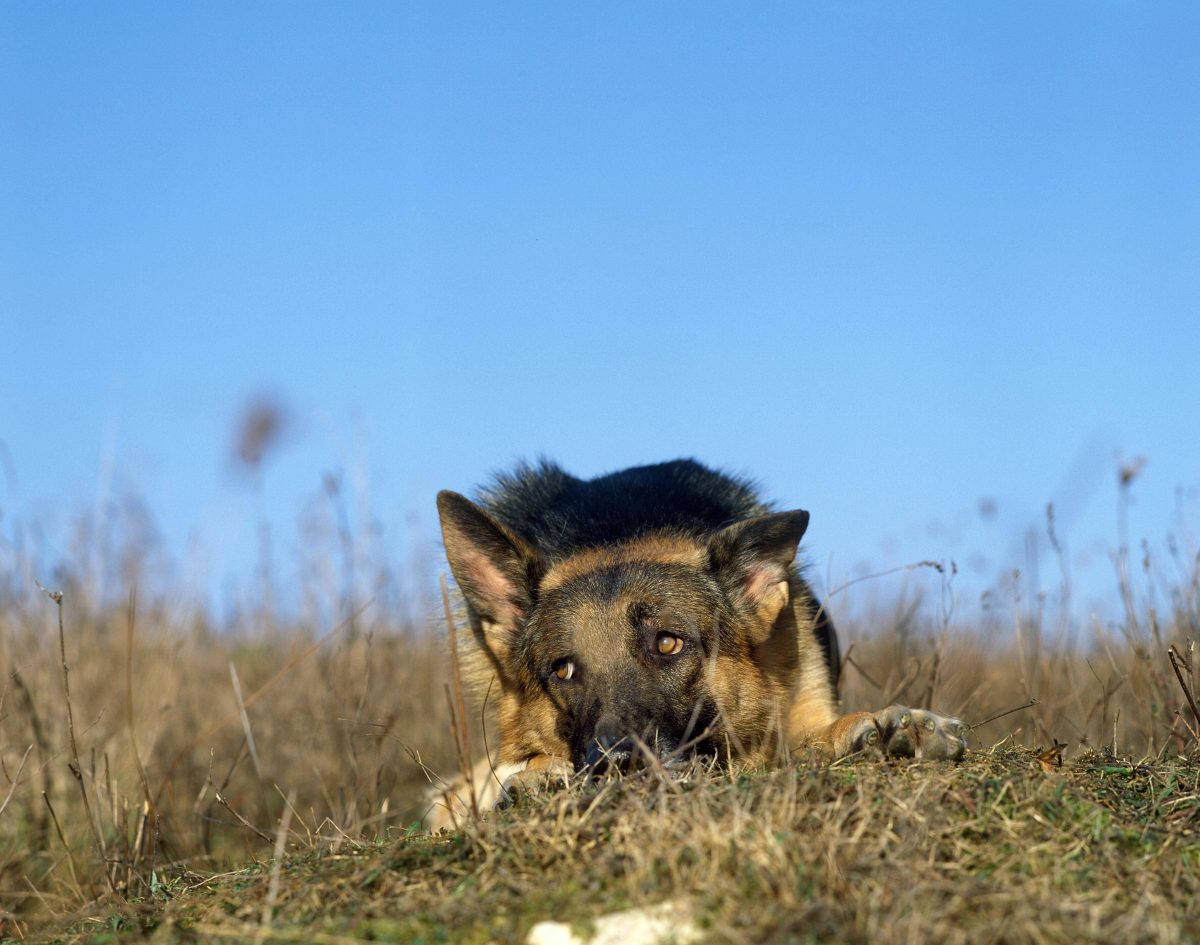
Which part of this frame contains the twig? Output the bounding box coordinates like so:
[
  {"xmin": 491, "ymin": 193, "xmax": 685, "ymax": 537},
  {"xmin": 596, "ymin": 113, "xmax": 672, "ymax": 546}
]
[
  {"xmin": 970, "ymin": 698, "xmax": 1041, "ymax": 731},
  {"xmin": 480, "ymin": 675, "xmax": 500, "ymax": 791},
  {"xmin": 22, "ymin": 876, "xmax": 58, "ymax": 921},
  {"xmin": 1174, "ymin": 708, "xmax": 1200, "ymax": 745},
  {"xmin": 1168, "ymin": 645, "xmax": 1200, "ymax": 739},
  {"xmin": 843, "ymin": 646, "xmax": 883, "ymax": 692},
  {"xmin": 42, "ymin": 792, "xmax": 83, "ymax": 898},
  {"xmin": 918, "ymin": 648, "xmax": 942, "ymax": 710},
  {"xmin": 125, "ymin": 588, "xmax": 160, "ymax": 864},
  {"xmin": 10, "ymin": 670, "xmax": 53, "ymax": 847},
  {"xmin": 883, "ymin": 658, "xmax": 924, "ymax": 706},
  {"xmin": 403, "ymin": 744, "xmax": 448, "ymax": 790},
  {"xmin": 201, "ymin": 742, "xmax": 248, "ymax": 854},
  {"xmin": 214, "ymin": 791, "xmax": 272, "ymax": 844},
  {"xmin": 38, "ymin": 582, "xmax": 114, "ymax": 894},
  {"xmin": 229, "ymin": 662, "xmax": 264, "ymax": 780},
  {"xmin": 257, "ymin": 791, "xmax": 296, "ymax": 940},
  {"xmin": 828, "ymin": 560, "xmax": 944, "ymax": 599},
  {"xmin": 0, "ymin": 745, "xmax": 33, "ymax": 818}
]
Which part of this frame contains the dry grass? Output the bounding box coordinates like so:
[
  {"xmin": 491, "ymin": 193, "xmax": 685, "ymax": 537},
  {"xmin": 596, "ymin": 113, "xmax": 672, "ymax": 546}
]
[
  {"xmin": 0, "ymin": 485, "xmax": 470, "ymax": 936},
  {"xmin": 1, "ymin": 485, "xmax": 1198, "ymax": 943},
  {"xmin": 31, "ymin": 749, "xmax": 1200, "ymax": 945}
]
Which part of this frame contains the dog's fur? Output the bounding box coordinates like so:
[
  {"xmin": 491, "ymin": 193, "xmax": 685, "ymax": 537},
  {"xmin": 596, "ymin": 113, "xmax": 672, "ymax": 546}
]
[{"xmin": 428, "ymin": 460, "xmax": 964, "ymax": 827}]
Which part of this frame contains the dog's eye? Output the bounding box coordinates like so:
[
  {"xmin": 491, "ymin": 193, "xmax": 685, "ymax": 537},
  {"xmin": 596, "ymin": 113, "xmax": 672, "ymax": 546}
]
[
  {"xmin": 552, "ymin": 658, "xmax": 575, "ymax": 681},
  {"xmin": 655, "ymin": 633, "xmax": 684, "ymax": 656}
]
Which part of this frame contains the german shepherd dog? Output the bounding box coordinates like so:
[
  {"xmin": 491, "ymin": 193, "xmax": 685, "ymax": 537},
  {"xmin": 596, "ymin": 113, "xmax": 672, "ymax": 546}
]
[{"xmin": 428, "ymin": 459, "xmax": 965, "ymax": 826}]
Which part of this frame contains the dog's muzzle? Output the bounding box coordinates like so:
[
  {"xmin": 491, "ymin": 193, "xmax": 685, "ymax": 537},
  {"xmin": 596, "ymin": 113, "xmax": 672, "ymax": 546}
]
[{"xmin": 583, "ymin": 716, "xmax": 636, "ymax": 773}]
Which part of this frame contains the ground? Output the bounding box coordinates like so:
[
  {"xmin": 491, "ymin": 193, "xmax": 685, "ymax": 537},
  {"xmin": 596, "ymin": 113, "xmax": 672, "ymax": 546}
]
[{"xmin": 24, "ymin": 745, "xmax": 1200, "ymax": 945}]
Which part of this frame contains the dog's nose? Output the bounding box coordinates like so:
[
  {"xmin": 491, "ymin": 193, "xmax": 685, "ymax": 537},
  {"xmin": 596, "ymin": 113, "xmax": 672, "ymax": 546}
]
[{"xmin": 585, "ymin": 717, "xmax": 634, "ymax": 772}]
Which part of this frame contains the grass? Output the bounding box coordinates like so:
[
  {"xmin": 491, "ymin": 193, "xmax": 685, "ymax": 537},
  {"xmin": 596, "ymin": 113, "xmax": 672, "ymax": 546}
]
[
  {"xmin": 26, "ymin": 748, "xmax": 1200, "ymax": 944},
  {"xmin": 2, "ymin": 477, "xmax": 1199, "ymax": 943}
]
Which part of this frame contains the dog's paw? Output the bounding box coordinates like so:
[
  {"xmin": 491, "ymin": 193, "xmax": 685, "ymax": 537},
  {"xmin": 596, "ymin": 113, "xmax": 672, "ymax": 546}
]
[
  {"xmin": 495, "ymin": 763, "xmax": 572, "ymax": 810},
  {"xmin": 871, "ymin": 705, "xmax": 967, "ymax": 761},
  {"xmin": 832, "ymin": 706, "xmax": 966, "ymax": 761}
]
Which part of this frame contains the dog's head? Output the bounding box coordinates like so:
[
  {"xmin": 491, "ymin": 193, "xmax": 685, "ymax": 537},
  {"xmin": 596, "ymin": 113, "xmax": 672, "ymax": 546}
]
[{"xmin": 437, "ymin": 491, "xmax": 809, "ymax": 771}]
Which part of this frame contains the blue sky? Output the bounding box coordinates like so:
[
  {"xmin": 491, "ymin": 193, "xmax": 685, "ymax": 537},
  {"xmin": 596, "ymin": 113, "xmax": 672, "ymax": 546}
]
[{"xmin": 2, "ymin": 3, "xmax": 1198, "ymax": 623}]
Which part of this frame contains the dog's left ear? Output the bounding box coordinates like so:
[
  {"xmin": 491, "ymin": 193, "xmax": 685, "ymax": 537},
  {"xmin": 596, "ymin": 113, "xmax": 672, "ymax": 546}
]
[{"xmin": 708, "ymin": 509, "xmax": 810, "ymax": 641}]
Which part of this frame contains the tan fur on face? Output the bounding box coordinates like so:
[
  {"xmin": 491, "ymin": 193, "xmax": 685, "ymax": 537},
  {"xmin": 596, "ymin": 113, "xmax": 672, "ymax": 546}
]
[
  {"xmin": 491, "ymin": 542, "xmax": 840, "ymax": 768},
  {"xmin": 495, "ymin": 686, "xmax": 569, "ymax": 766},
  {"xmin": 538, "ymin": 533, "xmax": 708, "ymax": 593},
  {"xmin": 461, "ymin": 547, "xmax": 842, "ymax": 765}
]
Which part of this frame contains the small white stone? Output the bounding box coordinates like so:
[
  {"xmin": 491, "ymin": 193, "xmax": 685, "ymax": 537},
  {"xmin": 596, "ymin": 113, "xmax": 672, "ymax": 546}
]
[{"xmin": 526, "ymin": 901, "xmax": 700, "ymax": 945}]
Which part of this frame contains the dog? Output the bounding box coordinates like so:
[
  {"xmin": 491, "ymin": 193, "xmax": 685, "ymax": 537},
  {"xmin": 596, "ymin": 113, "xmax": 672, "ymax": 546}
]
[{"xmin": 426, "ymin": 459, "xmax": 965, "ymax": 827}]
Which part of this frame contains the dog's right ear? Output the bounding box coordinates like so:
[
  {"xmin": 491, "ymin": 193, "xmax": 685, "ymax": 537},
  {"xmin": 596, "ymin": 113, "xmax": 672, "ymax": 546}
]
[{"xmin": 437, "ymin": 491, "xmax": 543, "ymax": 665}]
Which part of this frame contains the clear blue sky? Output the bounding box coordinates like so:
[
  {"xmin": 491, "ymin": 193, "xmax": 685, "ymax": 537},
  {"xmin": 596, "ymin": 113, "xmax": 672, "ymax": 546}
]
[{"xmin": 2, "ymin": 3, "xmax": 1197, "ymax": 622}]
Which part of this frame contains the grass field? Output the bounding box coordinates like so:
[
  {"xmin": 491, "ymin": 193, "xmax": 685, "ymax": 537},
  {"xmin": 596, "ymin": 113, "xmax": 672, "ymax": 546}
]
[
  {"xmin": 45, "ymin": 747, "xmax": 1200, "ymax": 945},
  {"xmin": 1, "ymin": 491, "xmax": 1198, "ymax": 943}
]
